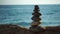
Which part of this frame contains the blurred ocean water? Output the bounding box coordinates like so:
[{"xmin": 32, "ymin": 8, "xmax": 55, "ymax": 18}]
[{"xmin": 0, "ymin": 5, "xmax": 60, "ymax": 28}]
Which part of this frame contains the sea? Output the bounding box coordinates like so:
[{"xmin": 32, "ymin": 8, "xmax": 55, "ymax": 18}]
[{"xmin": 0, "ymin": 5, "xmax": 60, "ymax": 28}]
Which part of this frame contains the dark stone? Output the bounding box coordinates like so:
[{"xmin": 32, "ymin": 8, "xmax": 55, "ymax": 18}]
[{"xmin": 29, "ymin": 26, "xmax": 44, "ymax": 33}]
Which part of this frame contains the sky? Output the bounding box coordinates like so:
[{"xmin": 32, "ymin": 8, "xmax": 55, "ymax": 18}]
[{"xmin": 0, "ymin": 0, "xmax": 60, "ymax": 5}]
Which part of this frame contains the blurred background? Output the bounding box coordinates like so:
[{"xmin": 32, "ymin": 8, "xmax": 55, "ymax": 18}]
[{"xmin": 0, "ymin": 5, "xmax": 60, "ymax": 28}]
